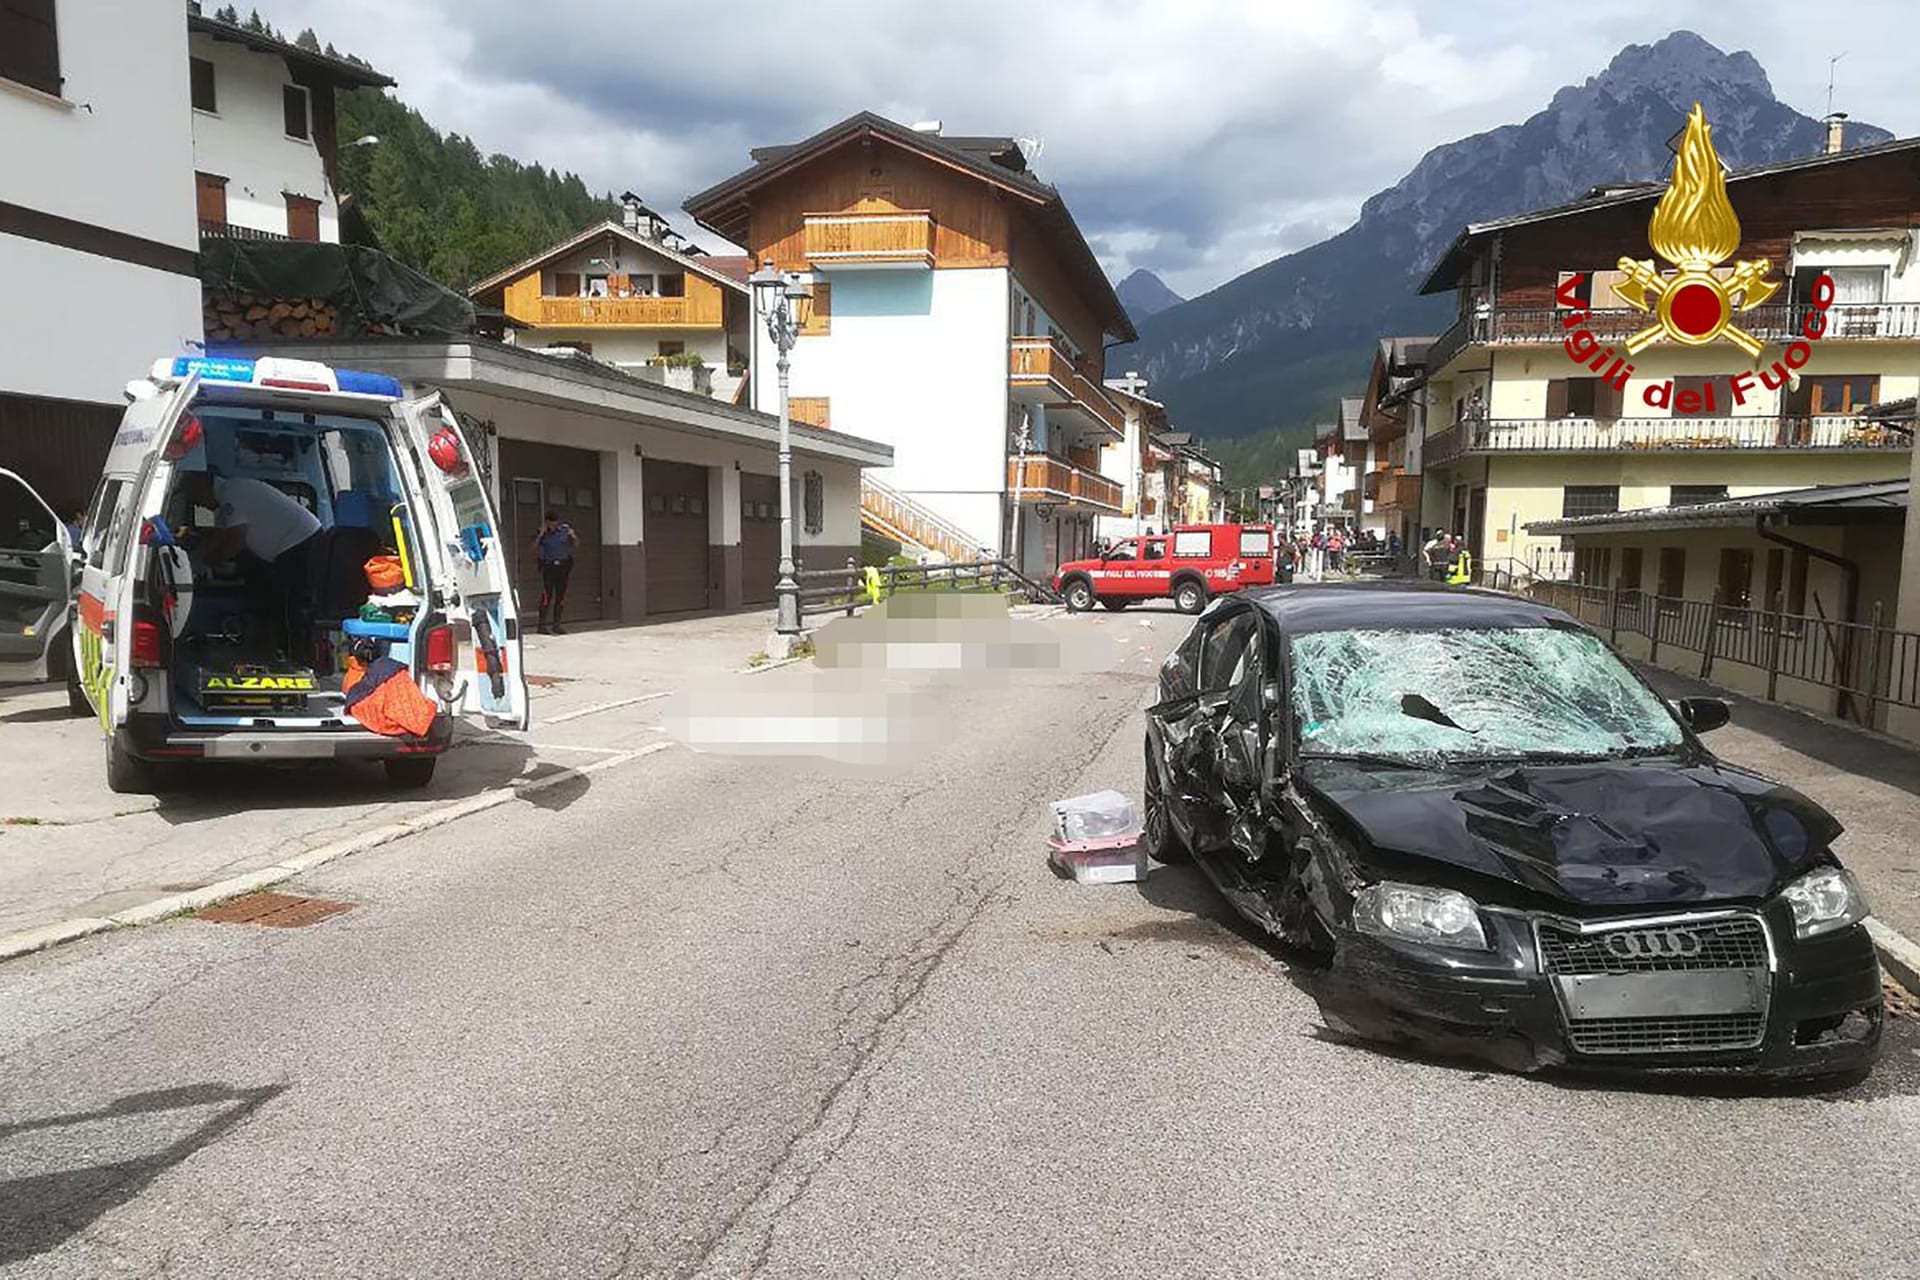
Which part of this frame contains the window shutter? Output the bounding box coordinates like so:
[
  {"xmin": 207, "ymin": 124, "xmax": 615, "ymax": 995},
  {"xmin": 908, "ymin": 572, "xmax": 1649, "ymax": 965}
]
[
  {"xmin": 0, "ymin": 0, "xmax": 62, "ymax": 96},
  {"xmin": 1545, "ymin": 379, "xmax": 1570, "ymax": 419},
  {"xmin": 1596, "ymin": 376, "xmax": 1624, "ymax": 420}
]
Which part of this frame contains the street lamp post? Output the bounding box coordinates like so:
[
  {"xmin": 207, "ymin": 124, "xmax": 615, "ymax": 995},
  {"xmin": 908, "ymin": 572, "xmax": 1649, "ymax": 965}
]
[{"xmin": 749, "ymin": 260, "xmax": 813, "ymax": 640}]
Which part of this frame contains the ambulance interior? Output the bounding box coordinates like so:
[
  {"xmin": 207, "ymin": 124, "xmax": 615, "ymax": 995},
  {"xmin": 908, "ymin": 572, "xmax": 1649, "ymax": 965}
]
[{"xmin": 156, "ymin": 406, "xmax": 426, "ymax": 725}]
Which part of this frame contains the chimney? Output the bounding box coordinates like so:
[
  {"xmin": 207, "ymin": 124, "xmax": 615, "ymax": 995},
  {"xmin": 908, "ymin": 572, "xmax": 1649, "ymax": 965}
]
[
  {"xmin": 1824, "ymin": 112, "xmax": 1848, "ymax": 155},
  {"xmin": 619, "ymin": 191, "xmax": 643, "ymax": 233}
]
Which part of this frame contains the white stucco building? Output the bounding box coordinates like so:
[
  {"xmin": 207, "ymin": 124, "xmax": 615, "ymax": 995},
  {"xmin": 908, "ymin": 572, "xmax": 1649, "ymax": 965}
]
[
  {"xmin": 0, "ymin": 0, "xmax": 204, "ymax": 514},
  {"xmin": 186, "ymin": 10, "xmax": 394, "ymax": 242},
  {"xmin": 686, "ymin": 113, "xmax": 1137, "ymax": 575}
]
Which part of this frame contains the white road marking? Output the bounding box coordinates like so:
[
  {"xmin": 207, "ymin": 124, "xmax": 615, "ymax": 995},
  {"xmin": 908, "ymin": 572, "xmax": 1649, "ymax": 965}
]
[
  {"xmin": 0, "ymin": 741, "xmax": 677, "ymax": 962},
  {"xmin": 542, "ymin": 691, "xmax": 673, "ymax": 724}
]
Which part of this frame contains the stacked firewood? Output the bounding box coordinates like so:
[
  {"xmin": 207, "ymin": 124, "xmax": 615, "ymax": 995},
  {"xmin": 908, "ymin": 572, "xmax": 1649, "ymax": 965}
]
[{"xmin": 202, "ymin": 293, "xmax": 340, "ymax": 341}]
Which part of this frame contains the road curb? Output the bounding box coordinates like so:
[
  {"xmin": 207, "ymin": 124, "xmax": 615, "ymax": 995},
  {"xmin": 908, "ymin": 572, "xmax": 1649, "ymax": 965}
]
[
  {"xmin": 1868, "ymin": 919, "xmax": 1920, "ymax": 994},
  {"xmin": 0, "ymin": 742, "xmax": 672, "ymax": 965}
]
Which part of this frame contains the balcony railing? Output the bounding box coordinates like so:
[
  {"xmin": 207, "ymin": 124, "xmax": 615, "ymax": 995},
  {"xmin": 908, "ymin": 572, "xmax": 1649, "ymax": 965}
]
[
  {"xmin": 199, "ymin": 219, "xmax": 289, "ymax": 242},
  {"xmin": 536, "ymin": 295, "xmax": 721, "ymax": 327},
  {"xmin": 1365, "ymin": 468, "xmax": 1419, "ymax": 509},
  {"xmin": 1009, "ymin": 337, "xmax": 1125, "ymax": 439},
  {"xmin": 1007, "ymin": 453, "xmax": 1124, "ymax": 512},
  {"xmin": 803, "ymin": 210, "xmax": 934, "ymax": 268},
  {"xmin": 1428, "ymin": 302, "xmax": 1920, "ymax": 371},
  {"xmin": 1424, "ymin": 414, "xmax": 1908, "ymax": 465}
]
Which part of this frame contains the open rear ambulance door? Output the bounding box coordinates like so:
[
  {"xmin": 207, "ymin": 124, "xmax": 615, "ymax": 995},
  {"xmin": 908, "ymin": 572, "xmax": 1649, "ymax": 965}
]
[
  {"xmin": 0, "ymin": 468, "xmax": 72, "ymax": 683},
  {"xmin": 391, "ymin": 393, "xmax": 530, "ymax": 730}
]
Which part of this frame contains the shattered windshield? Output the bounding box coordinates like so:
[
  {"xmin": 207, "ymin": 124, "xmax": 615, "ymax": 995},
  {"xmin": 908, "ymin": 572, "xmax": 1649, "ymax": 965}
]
[{"xmin": 1290, "ymin": 626, "xmax": 1684, "ymax": 763}]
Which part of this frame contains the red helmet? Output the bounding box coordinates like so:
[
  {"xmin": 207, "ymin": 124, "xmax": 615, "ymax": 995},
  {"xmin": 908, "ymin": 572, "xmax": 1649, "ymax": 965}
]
[{"xmin": 427, "ymin": 427, "xmax": 465, "ymax": 474}]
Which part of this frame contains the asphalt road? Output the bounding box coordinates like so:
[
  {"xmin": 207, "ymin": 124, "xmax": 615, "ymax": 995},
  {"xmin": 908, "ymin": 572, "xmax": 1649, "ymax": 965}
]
[{"xmin": 2, "ymin": 610, "xmax": 1918, "ymax": 1278}]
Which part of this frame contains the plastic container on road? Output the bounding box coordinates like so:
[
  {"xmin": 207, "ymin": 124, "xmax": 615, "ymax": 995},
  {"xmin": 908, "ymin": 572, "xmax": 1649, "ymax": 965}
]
[{"xmin": 1048, "ymin": 831, "xmax": 1148, "ymax": 884}]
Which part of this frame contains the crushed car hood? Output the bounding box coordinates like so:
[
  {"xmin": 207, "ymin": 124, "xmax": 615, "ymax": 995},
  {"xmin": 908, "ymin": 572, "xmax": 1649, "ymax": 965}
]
[{"xmin": 1304, "ymin": 759, "xmax": 1838, "ymax": 907}]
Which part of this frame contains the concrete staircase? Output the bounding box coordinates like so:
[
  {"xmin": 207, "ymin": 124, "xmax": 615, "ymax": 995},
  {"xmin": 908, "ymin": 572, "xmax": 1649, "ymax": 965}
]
[{"xmin": 860, "ymin": 474, "xmax": 983, "ymax": 563}]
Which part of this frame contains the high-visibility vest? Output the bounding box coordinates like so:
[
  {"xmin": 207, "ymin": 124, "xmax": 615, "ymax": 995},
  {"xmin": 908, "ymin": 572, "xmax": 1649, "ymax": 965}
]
[{"xmin": 1447, "ymin": 550, "xmax": 1473, "ymax": 585}]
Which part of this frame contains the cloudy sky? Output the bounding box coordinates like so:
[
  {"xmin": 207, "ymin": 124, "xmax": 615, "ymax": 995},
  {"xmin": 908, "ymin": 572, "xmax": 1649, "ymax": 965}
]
[{"xmin": 284, "ymin": 0, "xmax": 1918, "ymax": 300}]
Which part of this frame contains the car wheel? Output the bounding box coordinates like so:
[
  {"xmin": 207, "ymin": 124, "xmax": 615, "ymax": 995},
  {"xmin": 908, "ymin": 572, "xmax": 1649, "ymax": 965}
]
[
  {"xmin": 383, "ymin": 757, "xmax": 438, "ymax": 789},
  {"xmin": 1099, "ymin": 597, "xmax": 1130, "ymax": 611},
  {"xmin": 105, "ymin": 734, "xmax": 158, "ymax": 795},
  {"xmin": 1063, "ymin": 578, "xmax": 1095, "ymax": 612},
  {"xmin": 1173, "ymin": 580, "xmax": 1207, "ymax": 614},
  {"xmin": 1143, "ymin": 735, "xmax": 1191, "ymax": 864}
]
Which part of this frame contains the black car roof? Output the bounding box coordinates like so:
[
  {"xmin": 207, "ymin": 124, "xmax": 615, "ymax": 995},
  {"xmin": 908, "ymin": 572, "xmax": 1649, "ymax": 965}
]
[{"xmin": 1245, "ymin": 582, "xmax": 1575, "ymax": 633}]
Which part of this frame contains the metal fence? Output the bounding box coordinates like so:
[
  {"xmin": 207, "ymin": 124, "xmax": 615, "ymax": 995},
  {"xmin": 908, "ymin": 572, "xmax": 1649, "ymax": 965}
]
[
  {"xmin": 1523, "ymin": 579, "xmax": 1919, "ymax": 725},
  {"xmin": 793, "ymin": 557, "xmax": 1060, "ymax": 619}
]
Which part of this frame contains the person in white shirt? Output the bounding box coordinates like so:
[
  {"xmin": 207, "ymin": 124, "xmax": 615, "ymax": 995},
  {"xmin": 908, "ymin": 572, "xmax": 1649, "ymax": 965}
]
[{"xmin": 191, "ymin": 469, "xmax": 325, "ymax": 660}]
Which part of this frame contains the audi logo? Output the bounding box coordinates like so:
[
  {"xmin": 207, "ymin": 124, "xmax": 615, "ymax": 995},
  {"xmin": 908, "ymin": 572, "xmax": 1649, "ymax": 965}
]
[{"xmin": 1604, "ymin": 928, "xmax": 1704, "ymax": 959}]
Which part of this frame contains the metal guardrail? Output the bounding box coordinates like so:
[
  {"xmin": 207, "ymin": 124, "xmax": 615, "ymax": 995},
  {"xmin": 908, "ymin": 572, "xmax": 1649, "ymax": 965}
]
[
  {"xmin": 1522, "ymin": 579, "xmax": 1916, "ymax": 724},
  {"xmin": 792, "ymin": 557, "xmax": 1060, "ymax": 619}
]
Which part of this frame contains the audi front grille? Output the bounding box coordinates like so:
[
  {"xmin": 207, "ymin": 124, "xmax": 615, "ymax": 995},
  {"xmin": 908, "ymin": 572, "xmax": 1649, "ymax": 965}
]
[
  {"xmin": 1537, "ymin": 913, "xmax": 1773, "ymax": 1056},
  {"xmin": 1537, "ymin": 915, "xmax": 1769, "ymax": 975}
]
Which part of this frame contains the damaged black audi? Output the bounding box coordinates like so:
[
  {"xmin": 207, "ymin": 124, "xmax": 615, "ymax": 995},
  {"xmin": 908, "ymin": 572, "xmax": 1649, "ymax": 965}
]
[{"xmin": 1143, "ymin": 583, "xmax": 1883, "ymax": 1081}]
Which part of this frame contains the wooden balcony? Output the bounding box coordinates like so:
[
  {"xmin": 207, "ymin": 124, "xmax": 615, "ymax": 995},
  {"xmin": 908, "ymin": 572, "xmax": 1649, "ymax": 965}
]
[
  {"xmin": 534, "ymin": 294, "xmax": 722, "ymax": 328},
  {"xmin": 1007, "ymin": 453, "xmax": 1124, "ymax": 513},
  {"xmin": 1008, "ymin": 338, "xmax": 1125, "ymax": 440},
  {"xmin": 803, "ymin": 210, "xmax": 934, "ymax": 269},
  {"xmin": 1424, "ymin": 415, "xmax": 1909, "ymax": 466},
  {"xmin": 1372, "ymin": 469, "xmax": 1420, "ymax": 510}
]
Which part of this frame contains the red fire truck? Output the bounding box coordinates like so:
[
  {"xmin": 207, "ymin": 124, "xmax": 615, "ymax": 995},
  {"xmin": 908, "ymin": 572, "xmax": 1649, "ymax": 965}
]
[{"xmin": 1052, "ymin": 524, "xmax": 1275, "ymax": 614}]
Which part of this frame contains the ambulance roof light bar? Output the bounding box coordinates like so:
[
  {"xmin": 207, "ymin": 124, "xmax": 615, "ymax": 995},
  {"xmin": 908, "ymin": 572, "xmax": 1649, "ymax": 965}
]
[{"xmin": 154, "ymin": 356, "xmax": 403, "ymax": 400}]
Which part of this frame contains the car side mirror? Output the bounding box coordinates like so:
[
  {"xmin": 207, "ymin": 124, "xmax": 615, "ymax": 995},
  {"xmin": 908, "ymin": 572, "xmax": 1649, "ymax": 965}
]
[{"xmin": 1677, "ymin": 696, "xmax": 1730, "ymax": 734}]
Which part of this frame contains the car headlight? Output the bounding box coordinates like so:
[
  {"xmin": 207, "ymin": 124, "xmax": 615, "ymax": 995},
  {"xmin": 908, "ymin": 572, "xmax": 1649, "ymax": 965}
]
[
  {"xmin": 1781, "ymin": 867, "xmax": 1868, "ymax": 939},
  {"xmin": 1352, "ymin": 882, "xmax": 1489, "ymax": 950}
]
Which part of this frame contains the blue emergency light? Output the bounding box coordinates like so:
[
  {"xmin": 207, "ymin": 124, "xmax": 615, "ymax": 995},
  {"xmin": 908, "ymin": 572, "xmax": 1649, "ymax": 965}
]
[{"xmin": 165, "ymin": 356, "xmax": 402, "ymax": 399}]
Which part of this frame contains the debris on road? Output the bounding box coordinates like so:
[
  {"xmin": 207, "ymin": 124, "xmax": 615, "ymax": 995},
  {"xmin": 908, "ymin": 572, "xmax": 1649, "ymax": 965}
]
[{"xmin": 1048, "ymin": 790, "xmax": 1147, "ymax": 884}]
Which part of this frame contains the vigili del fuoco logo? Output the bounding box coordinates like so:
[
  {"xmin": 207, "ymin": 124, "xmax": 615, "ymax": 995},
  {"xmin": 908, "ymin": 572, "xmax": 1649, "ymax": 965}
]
[{"xmin": 1556, "ymin": 103, "xmax": 1835, "ymax": 412}]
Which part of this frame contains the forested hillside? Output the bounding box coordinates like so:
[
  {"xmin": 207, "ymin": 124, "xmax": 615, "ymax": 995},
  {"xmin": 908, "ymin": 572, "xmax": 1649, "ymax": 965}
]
[{"xmin": 334, "ymin": 89, "xmax": 621, "ymax": 289}]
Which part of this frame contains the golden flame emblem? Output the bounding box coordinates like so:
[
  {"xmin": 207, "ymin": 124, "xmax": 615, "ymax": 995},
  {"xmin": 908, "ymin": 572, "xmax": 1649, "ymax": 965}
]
[{"xmin": 1612, "ymin": 104, "xmax": 1779, "ymax": 357}]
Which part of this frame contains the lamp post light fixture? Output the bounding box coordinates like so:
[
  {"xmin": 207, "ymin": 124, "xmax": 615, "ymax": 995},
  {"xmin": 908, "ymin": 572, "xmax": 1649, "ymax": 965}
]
[{"xmin": 749, "ymin": 259, "xmax": 814, "ymax": 639}]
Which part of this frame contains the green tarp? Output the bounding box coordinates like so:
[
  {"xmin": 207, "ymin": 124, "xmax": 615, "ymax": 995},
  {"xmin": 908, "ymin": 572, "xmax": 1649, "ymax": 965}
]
[{"xmin": 199, "ymin": 238, "xmax": 475, "ymax": 337}]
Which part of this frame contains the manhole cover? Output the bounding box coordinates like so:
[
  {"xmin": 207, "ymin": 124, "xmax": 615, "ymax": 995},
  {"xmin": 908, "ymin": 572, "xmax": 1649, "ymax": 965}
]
[{"xmin": 197, "ymin": 892, "xmax": 354, "ymax": 928}]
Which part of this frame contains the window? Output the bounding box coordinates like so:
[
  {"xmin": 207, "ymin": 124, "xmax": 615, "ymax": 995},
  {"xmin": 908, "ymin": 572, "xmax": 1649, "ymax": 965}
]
[
  {"xmin": 1199, "ymin": 611, "xmax": 1258, "ymax": 692},
  {"xmin": 285, "ymin": 194, "xmax": 320, "ymax": 242},
  {"xmin": 1825, "ymin": 266, "xmax": 1886, "ymax": 305},
  {"xmin": 1669, "ymin": 375, "xmax": 1717, "ymax": 417},
  {"xmin": 282, "ymin": 84, "xmax": 310, "ymax": 140},
  {"xmin": 1762, "ymin": 548, "xmax": 1785, "ymax": 611},
  {"xmin": 1140, "ymin": 539, "xmax": 1166, "ymax": 561},
  {"xmin": 586, "ymin": 275, "xmax": 609, "ymax": 297},
  {"xmin": 83, "ymin": 479, "xmax": 125, "ymax": 569},
  {"xmin": 657, "ymin": 340, "xmax": 685, "ymax": 358},
  {"xmin": 0, "ymin": 0, "xmax": 61, "ymax": 95},
  {"xmin": 1619, "ymin": 547, "xmax": 1644, "ymax": 592},
  {"xmin": 1793, "ymin": 375, "xmax": 1880, "ymax": 416},
  {"xmin": 1561, "ymin": 486, "xmax": 1619, "ymax": 519},
  {"xmin": 553, "ymin": 272, "xmax": 581, "ymax": 297},
  {"xmin": 1573, "ymin": 546, "xmax": 1612, "ymax": 588},
  {"xmin": 803, "ymin": 470, "xmax": 824, "ymax": 536},
  {"xmin": 190, "ymin": 58, "xmax": 217, "ymax": 112},
  {"xmin": 1717, "ymin": 548, "xmax": 1754, "ymax": 609},
  {"xmin": 1670, "ymin": 484, "xmax": 1727, "ymax": 507},
  {"xmin": 657, "ymin": 273, "xmax": 686, "ymax": 298},
  {"xmin": 798, "ymin": 282, "xmax": 831, "ymax": 336},
  {"xmin": 195, "ymin": 172, "xmax": 228, "ymax": 225},
  {"xmin": 1556, "ymin": 271, "xmax": 1593, "ymax": 308},
  {"xmin": 1656, "ymin": 547, "xmax": 1687, "ymax": 600},
  {"xmin": 1172, "ymin": 529, "xmax": 1212, "ymax": 558}
]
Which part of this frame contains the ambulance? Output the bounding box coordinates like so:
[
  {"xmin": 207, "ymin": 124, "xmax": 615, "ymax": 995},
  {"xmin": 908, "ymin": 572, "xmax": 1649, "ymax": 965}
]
[{"xmin": 2, "ymin": 355, "xmax": 529, "ymax": 793}]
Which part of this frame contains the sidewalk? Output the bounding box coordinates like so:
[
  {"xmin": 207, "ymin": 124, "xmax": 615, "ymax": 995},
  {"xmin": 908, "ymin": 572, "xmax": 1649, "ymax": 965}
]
[
  {"xmin": 1638, "ymin": 664, "xmax": 1920, "ymax": 964},
  {"xmin": 0, "ymin": 610, "xmax": 774, "ymax": 954}
]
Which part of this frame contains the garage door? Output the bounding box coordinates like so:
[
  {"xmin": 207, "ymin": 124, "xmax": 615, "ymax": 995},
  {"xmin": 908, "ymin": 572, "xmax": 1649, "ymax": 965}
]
[
  {"xmin": 498, "ymin": 439, "xmax": 604, "ymax": 622},
  {"xmin": 740, "ymin": 473, "xmax": 779, "ymax": 605},
  {"xmin": 644, "ymin": 458, "xmax": 710, "ymax": 614}
]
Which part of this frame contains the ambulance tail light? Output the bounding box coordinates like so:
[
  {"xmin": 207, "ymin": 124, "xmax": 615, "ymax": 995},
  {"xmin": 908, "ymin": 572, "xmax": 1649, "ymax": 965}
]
[
  {"xmin": 130, "ymin": 619, "xmax": 164, "ymax": 669},
  {"xmin": 162, "ymin": 415, "xmax": 204, "ymax": 461},
  {"xmin": 425, "ymin": 625, "xmax": 455, "ymax": 674}
]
